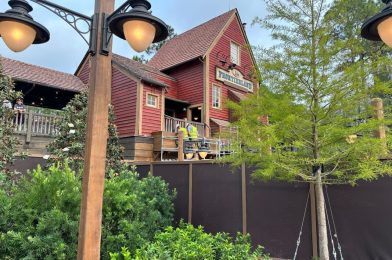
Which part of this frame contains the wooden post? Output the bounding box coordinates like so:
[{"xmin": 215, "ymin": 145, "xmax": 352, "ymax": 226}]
[
  {"xmin": 26, "ymin": 110, "xmax": 34, "ymax": 143},
  {"xmin": 309, "ymin": 183, "xmax": 318, "ymax": 258},
  {"xmin": 178, "ymin": 131, "xmax": 184, "ymax": 161},
  {"xmin": 188, "ymin": 163, "xmax": 193, "ymax": 223},
  {"xmin": 77, "ymin": 0, "xmax": 115, "ymax": 259},
  {"xmin": 241, "ymin": 163, "xmax": 247, "ymax": 235},
  {"xmin": 371, "ymin": 98, "xmax": 387, "ymax": 154}
]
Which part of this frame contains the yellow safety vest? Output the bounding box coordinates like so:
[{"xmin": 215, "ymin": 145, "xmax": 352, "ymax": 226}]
[
  {"xmin": 178, "ymin": 127, "xmax": 188, "ymax": 138},
  {"xmin": 189, "ymin": 125, "xmax": 198, "ymax": 139}
]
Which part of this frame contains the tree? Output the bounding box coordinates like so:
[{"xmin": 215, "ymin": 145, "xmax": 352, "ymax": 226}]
[
  {"xmin": 226, "ymin": 0, "xmax": 392, "ymax": 259},
  {"xmin": 47, "ymin": 92, "xmax": 124, "ymax": 175},
  {"xmin": 0, "ymin": 64, "xmax": 20, "ymax": 173}
]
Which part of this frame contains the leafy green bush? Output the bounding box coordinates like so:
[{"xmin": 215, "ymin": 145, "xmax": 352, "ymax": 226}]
[
  {"xmin": 110, "ymin": 223, "xmax": 268, "ymax": 260},
  {"xmin": 0, "ymin": 163, "xmax": 175, "ymax": 259}
]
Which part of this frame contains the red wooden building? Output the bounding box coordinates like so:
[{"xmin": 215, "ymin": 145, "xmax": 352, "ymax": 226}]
[{"xmin": 76, "ymin": 9, "xmax": 259, "ymax": 161}]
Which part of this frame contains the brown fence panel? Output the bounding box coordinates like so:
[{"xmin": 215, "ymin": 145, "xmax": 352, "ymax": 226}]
[
  {"xmin": 246, "ymin": 168, "xmax": 312, "ymax": 259},
  {"xmin": 192, "ymin": 163, "xmax": 242, "ymax": 236},
  {"xmin": 134, "ymin": 164, "xmax": 150, "ymax": 179},
  {"xmin": 326, "ymin": 177, "xmax": 392, "ymax": 260},
  {"xmin": 152, "ymin": 163, "xmax": 189, "ymax": 224}
]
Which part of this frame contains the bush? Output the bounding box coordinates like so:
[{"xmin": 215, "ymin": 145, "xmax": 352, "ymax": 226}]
[
  {"xmin": 110, "ymin": 223, "xmax": 268, "ymax": 260},
  {"xmin": 0, "ymin": 163, "xmax": 175, "ymax": 259}
]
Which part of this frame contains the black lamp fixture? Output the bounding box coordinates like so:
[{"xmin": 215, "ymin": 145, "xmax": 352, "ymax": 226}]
[
  {"xmin": 228, "ymin": 63, "xmax": 236, "ymax": 70},
  {"xmin": 361, "ymin": 0, "xmax": 392, "ymax": 47},
  {"xmin": 0, "ymin": 0, "xmax": 49, "ymax": 52},
  {"xmin": 0, "ymin": 0, "xmax": 168, "ymax": 54}
]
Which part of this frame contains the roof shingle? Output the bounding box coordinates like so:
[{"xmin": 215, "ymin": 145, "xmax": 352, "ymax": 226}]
[
  {"xmin": 148, "ymin": 9, "xmax": 236, "ymax": 71},
  {"xmin": 112, "ymin": 54, "xmax": 176, "ymax": 88},
  {"xmin": 0, "ymin": 56, "xmax": 86, "ymax": 92}
]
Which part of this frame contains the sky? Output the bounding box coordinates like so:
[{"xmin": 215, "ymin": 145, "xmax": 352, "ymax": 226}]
[{"xmin": 0, "ymin": 0, "xmax": 271, "ymax": 74}]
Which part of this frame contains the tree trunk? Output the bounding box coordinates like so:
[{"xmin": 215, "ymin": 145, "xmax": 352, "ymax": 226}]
[{"xmin": 315, "ymin": 171, "xmax": 329, "ymax": 260}]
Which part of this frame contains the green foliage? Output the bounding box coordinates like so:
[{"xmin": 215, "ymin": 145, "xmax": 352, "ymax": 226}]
[
  {"xmin": 0, "ymin": 63, "xmax": 21, "ymax": 172},
  {"xmin": 102, "ymin": 166, "xmax": 176, "ymax": 259},
  {"xmin": 47, "ymin": 92, "xmax": 124, "ymax": 175},
  {"xmin": 118, "ymin": 223, "xmax": 268, "ymax": 260},
  {"xmin": 0, "ymin": 163, "xmax": 80, "ymax": 259},
  {"xmin": 0, "ymin": 163, "xmax": 176, "ymax": 259},
  {"xmin": 224, "ymin": 0, "xmax": 392, "ymax": 185}
]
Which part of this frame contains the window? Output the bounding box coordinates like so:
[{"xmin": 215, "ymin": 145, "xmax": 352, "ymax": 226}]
[
  {"xmin": 146, "ymin": 93, "xmax": 158, "ymax": 108},
  {"xmin": 212, "ymin": 85, "xmax": 221, "ymax": 109},
  {"xmin": 230, "ymin": 42, "xmax": 240, "ymax": 65}
]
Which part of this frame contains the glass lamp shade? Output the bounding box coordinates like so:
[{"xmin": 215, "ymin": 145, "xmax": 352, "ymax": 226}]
[
  {"xmin": 123, "ymin": 19, "xmax": 156, "ymax": 52},
  {"xmin": 378, "ymin": 16, "xmax": 392, "ymax": 47},
  {"xmin": 1, "ymin": 20, "xmax": 36, "ymax": 52},
  {"xmin": 185, "ymin": 153, "xmax": 194, "ymax": 160}
]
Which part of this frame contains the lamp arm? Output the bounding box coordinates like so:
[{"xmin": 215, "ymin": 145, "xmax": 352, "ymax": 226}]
[{"xmin": 29, "ymin": 0, "xmax": 93, "ymax": 46}]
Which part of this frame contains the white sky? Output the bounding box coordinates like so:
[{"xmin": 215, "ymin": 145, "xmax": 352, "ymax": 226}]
[{"xmin": 0, "ymin": 0, "xmax": 271, "ymax": 74}]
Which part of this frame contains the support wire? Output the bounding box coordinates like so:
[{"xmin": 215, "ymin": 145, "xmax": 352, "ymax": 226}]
[{"xmin": 292, "ymin": 190, "xmax": 310, "ymax": 260}]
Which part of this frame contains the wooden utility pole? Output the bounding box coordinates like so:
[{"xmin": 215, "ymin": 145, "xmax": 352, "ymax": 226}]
[
  {"xmin": 77, "ymin": 0, "xmax": 115, "ymax": 259},
  {"xmin": 178, "ymin": 131, "xmax": 184, "ymax": 161}
]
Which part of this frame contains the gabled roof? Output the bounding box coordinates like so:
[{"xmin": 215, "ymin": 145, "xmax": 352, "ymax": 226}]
[
  {"xmin": 148, "ymin": 9, "xmax": 236, "ymax": 71},
  {"xmin": 112, "ymin": 54, "xmax": 176, "ymax": 88},
  {"xmin": 0, "ymin": 56, "xmax": 86, "ymax": 92}
]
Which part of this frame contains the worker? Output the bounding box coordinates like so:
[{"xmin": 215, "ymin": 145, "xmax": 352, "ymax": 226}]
[
  {"xmin": 186, "ymin": 122, "xmax": 198, "ymax": 140},
  {"xmin": 176, "ymin": 124, "xmax": 188, "ymax": 139}
]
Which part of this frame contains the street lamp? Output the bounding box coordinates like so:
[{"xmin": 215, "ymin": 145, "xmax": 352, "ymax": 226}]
[
  {"xmin": 0, "ymin": 0, "xmax": 168, "ymax": 259},
  {"xmin": 361, "ymin": 0, "xmax": 392, "ymax": 47}
]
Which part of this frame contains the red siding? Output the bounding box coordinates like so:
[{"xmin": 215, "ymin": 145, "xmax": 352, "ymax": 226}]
[
  {"xmin": 165, "ymin": 59, "xmax": 204, "ymax": 104},
  {"xmin": 208, "ymin": 18, "xmax": 256, "ymax": 122},
  {"xmin": 111, "ymin": 67, "xmax": 138, "ymax": 137},
  {"xmin": 78, "ymin": 59, "xmax": 90, "ymax": 85},
  {"xmin": 142, "ymin": 84, "xmax": 162, "ymax": 135}
]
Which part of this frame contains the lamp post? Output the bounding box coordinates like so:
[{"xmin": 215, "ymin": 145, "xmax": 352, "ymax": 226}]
[{"xmin": 0, "ymin": 0, "xmax": 168, "ymax": 259}]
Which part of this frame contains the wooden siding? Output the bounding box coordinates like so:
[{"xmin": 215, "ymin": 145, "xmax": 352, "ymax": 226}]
[
  {"xmin": 111, "ymin": 67, "xmax": 138, "ymax": 137},
  {"xmin": 164, "ymin": 59, "xmax": 204, "ymax": 104},
  {"xmin": 208, "ymin": 18, "xmax": 256, "ymax": 122},
  {"xmin": 78, "ymin": 58, "xmax": 90, "ymax": 85},
  {"xmin": 142, "ymin": 84, "xmax": 163, "ymax": 135}
]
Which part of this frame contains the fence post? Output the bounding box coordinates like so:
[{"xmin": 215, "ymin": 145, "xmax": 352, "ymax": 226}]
[
  {"xmin": 26, "ymin": 110, "xmax": 34, "ymax": 144},
  {"xmin": 188, "ymin": 163, "xmax": 193, "ymax": 224},
  {"xmin": 241, "ymin": 162, "xmax": 247, "ymax": 235},
  {"xmin": 371, "ymin": 98, "xmax": 387, "ymax": 155},
  {"xmin": 309, "ymin": 183, "xmax": 318, "ymax": 258},
  {"xmin": 178, "ymin": 131, "xmax": 184, "ymax": 161}
]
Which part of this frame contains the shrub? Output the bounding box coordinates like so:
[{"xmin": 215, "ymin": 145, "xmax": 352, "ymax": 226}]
[
  {"xmin": 111, "ymin": 223, "xmax": 269, "ymax": 260},
  {"xmin": 0, "ymin": 163, "xmax": 175, "ymax": 259}
]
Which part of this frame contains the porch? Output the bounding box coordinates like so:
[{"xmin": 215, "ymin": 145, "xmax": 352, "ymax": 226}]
[{"xmin": 11, "ymin": 110, "xmax": 62, "ymax": 156}]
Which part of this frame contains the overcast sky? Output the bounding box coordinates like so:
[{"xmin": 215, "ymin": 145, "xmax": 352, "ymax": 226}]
[{"xmin": 0, "ymin": 0, "xmax": 271, "ymax": 74}]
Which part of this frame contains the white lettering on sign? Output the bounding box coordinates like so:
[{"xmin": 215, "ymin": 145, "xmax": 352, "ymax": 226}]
[{"xmin": 216, "ymin": 68, "xmax": 254, "ymax": 92}]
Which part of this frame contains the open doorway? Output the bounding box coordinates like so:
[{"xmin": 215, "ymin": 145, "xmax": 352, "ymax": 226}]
[{"xmin": 190, "ymin": 106, "xmax": 202, "ymax": 123}]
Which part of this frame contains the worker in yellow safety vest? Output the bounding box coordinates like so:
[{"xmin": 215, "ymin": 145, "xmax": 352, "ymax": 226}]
[
  {"xmin": 186, "ymin": 123, "xmax": 198, "ymax": 140},
  {"xmin": 176, "ymin": 124, "xmax": 188, "ymax": 139}
]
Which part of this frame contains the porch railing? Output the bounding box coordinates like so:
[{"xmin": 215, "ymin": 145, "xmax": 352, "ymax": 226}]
[
  {"xmin": 13, "ymin": 111, "xmax": 62, "ymax": 141},
  {"xmin": 164, "ymin": 115, "xmax": 205, "ymax": 137}
]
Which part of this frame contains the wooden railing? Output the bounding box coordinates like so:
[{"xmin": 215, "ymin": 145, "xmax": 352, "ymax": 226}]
[
  {"xmin": 164, "ymin": 115, "xmax": 206, "ymax": 137},
  {"xmin": 13, "ymin": 111, "xmax": 62, "ymax": 142}
]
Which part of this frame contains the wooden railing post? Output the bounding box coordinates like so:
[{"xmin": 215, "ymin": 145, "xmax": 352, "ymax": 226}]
[
  {"xmin": 371, "ymin": 98, "xmax": 387, "ymax": 155},
  {"xmin": 178, "ymin": 131, "xmax": 184, "ymax": 161},
  {"xmin": 26, "ymin": 110, "xmax": 34, "ymax": 143}
]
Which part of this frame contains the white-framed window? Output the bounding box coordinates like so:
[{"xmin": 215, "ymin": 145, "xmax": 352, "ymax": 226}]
[
  {"xmin": 212, "ymin": 85, "xmax": 221, "ymax": 109},
  {"xmin": 230, "ymin": 42, "xmax": 240, "ymax": 65},
  {"xmin": 146, "ymin": 93, "xmax": 158, "ymax": 108}
]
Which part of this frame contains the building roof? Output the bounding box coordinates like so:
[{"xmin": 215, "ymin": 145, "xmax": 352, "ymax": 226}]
[
  {"xmin": 112, "ymin": 54, "xmax": 176, "ymax": 88},
  {"xmin": 228, "ymin": 89, "xmax": 246, "ymax": 102},
  {"xmin": 210, "ymin": 118, "xmax": 231, "ymax": 128},
  {"xmin": 0, "ymin": 56, "xmax": 86, "ymax": 92},
  {"xmin": 148, "ymin": 9, "xmax": 236, "ymax": 71}
]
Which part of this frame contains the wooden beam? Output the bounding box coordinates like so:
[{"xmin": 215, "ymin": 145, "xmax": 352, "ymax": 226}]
[
  {"xmin": 188, "ymin": 163, "xmax": 193, "ymax": 223},
  {"xmin": 178, "ymin": 131, "xmax": 184, "ymax": 161},
  {"xmin": 77, "ymin": 1, "xmax": 115, "ymax": 259},
  {"xmin": 309, "ymin": 183, "xmax": 318, "ymax": 258},
  {"xmin": 241, "ymin": 163, "xmax": 247, "ymax": 235}
]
